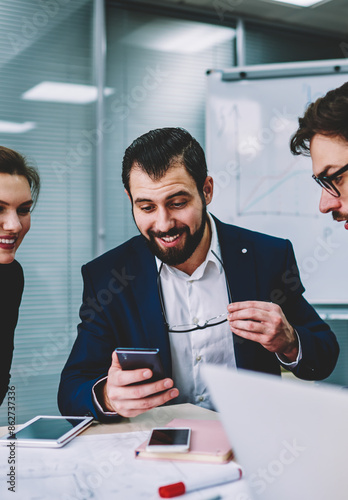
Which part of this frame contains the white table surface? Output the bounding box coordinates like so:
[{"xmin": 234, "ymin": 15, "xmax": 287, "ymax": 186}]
[{"xmin": 0, "ymin": 404, "xmax": 253, "ymax": 500}]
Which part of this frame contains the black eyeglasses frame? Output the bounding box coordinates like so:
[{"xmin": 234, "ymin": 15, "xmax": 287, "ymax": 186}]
[{"xmin": 312, "ymin": 163, "xmax": 348, "ymax": 198}]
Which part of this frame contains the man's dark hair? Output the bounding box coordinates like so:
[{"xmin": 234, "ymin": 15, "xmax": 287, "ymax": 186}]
[
  {"xmin": 0, "ymin": 146, "xmax": 40, "ymax": 208},
  {"xmin": 122, "ymin": 127, "xmax": 208, "ymax": 196},
  {"xmin": 290, "ymin": 82, "xmax": 348, "ymax": 156}
]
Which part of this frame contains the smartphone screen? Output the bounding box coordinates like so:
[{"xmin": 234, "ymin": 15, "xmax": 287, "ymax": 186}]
[{"xmin": 146, "ymin": 427, "xmax": 191, "ymax": 452}]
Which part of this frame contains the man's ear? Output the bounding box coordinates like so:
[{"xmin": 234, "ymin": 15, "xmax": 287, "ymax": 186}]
[
  {"xmin": 202, "ymin": 176, "xmax": 214, "ymax": 205},
  {"xmin": 125, "ymin": 189, "xmax": 132, "ymax": 203}
]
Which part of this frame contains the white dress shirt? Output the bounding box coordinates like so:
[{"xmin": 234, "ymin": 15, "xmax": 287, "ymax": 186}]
[{"xmin": 156, "ymin": 214, "xmax": 236, "ymax": 410}]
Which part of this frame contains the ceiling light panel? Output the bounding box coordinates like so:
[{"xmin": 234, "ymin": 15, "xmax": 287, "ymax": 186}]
[
  {"xmin": 22, "ymin": 82, "xmax": 114, "ymax": 104},
  {"xmin": 121, "ymin": 19, "xmax": 235, "ymax": 53},
  {"xmin": 0, "ymin": 121, "xmax": 36, "ymax": 133},
  {"xmin": 263, "ymin": 0, "xmax": 326, "ymax": 6}
]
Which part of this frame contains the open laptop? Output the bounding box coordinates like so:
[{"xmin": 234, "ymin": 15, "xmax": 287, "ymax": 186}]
[{"xmin": 202, "ymin": 364, "xmax": 348, "ymax": 500}]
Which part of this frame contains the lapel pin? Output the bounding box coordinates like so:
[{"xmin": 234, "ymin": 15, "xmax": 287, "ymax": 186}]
[{"xmin": 241, "ymin": 248, "xmax": 247, "ymax": 254}]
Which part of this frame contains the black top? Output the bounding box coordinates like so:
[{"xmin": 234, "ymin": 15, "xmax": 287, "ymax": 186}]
[{"xmin": 0, "ymin": 260, "xmax": 24, "ymax": 405}]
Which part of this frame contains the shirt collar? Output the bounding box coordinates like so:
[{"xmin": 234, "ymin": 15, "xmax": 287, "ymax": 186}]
[{"xmin": 155, "ymin": 212, "xmax": 223, "ymax": 277}]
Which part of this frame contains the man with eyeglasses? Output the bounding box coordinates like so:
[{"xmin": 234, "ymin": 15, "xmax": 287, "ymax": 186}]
[
  {"xmin": 59, "ymin": 128, "xmax": 339, "ymax": 421},
  {"xmin": 291, "ymin": 82, "xmax": 348, "ymax": 229}
]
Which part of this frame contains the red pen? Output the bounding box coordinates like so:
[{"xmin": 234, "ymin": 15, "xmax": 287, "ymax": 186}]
[{"xmin": 158, "ymin": 466, "xmax": 242, "ymax": 498}]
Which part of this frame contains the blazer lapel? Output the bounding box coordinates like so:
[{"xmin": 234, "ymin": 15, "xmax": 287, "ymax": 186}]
[{"xmin": 215, "ymin": 218, "xmax": 259, "ymax": 370}]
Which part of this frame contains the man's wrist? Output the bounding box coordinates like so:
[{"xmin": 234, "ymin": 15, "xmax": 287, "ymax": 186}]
[
  {"xmin": 93, "ymin": 377, "xmax": 116, "ymax": 414},
  {"xmin": 279, "ymin": 330, "xmax": 299, "ymax": 362},
  {"xmin": 101, "ymin": 382, "xmax": 114, "ymax": 412},
  {"xmin": 279, "ymin": 346, "xmax": 299, "ymax": 363}
]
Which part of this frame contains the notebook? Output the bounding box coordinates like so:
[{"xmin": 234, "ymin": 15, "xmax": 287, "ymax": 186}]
[
  {"xmin": 135, "ymin": 418, "xmax": 234, "ymax": 464},
  {"xmin": 203, "ymin": 364, "xmax": 348, "ymax": 500}
]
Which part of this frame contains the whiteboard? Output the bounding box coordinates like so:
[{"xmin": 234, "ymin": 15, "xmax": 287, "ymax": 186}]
[{"xmin": 206, "ymin": 61, "xmax": 348, "ymax": 304}]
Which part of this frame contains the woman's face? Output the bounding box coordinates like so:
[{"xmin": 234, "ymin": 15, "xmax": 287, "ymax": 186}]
[{"xmin": 0, "ymin": 173, "xmax": 32, "ymax": 264}]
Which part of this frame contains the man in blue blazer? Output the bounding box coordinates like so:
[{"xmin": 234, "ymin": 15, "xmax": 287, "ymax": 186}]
[{"xmin": 58, "ymin": 128, "xmax": 339, "ymax": 421}]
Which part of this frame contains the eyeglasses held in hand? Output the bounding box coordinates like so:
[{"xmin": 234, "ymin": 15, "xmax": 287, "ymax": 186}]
[{"xmin": 157, "ymin": 250, "xmax": 232, "ymax": 333}]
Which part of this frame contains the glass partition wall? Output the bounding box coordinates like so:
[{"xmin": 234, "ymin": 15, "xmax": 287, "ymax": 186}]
[{"xmin": 0, "ymin": 0, "xmax": 94, "ymax": 424}]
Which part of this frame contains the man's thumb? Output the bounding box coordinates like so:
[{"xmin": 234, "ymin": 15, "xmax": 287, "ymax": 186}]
[{"xmin": 111, "ymin": 350, "xmax": 122, "ymax": 369}]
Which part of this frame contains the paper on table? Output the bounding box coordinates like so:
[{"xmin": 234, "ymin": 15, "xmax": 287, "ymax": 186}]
[{"xmin": 0, "ymin": 430, "xmax": 246, "ymax": 500}]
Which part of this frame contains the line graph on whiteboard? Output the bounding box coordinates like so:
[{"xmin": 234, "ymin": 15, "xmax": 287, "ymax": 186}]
[
  {"xmin": 236, "ymin": 156, "xmax": 319, "ymax": 218},
  {"xmin": 209, "ymin": 99, "xmax": 321, "ymax": 219}
]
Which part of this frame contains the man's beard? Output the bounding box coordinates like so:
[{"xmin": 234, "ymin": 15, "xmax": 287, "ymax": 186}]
[
  {"xmin": 141, "ymin": 206, "xmax": 207, "ymax": 266},
  {"xmin": 332, "ymin": 210, "xmax": 348, "ymax": 222}
]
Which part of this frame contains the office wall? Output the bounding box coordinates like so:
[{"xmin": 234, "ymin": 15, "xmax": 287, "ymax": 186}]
[
  {"xmin": 244, "ymin": 22, "xmax": 343, "ymax": 65},
  {"xmin": 0, "ymin": 2, "xmax": 345, "ymax": 425},
  {"xmin": 325, "ymin": 320, "xmax": 348, "ymax": 386}
]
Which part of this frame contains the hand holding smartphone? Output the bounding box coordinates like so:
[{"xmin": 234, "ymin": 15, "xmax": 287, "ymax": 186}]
[{"xmin": 103, "ymin": 347, "xmax": 178, "ymax": 418}]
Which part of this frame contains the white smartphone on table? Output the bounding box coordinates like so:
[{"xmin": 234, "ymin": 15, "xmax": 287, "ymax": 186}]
[{"xmin": 146, "ymin": 427, "xmax": 191, "ymax": 453}]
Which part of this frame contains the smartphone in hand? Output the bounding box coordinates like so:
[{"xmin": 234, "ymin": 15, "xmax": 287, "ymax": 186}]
[{"xmin": 115, "ymin": 347, "xmax": 165, "ymax": 384}]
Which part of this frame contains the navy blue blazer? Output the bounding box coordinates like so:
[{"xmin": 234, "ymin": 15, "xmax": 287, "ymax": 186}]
[{"xmin": 58, "ymin": 217, "xmax": 339, "ymax": 420}]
